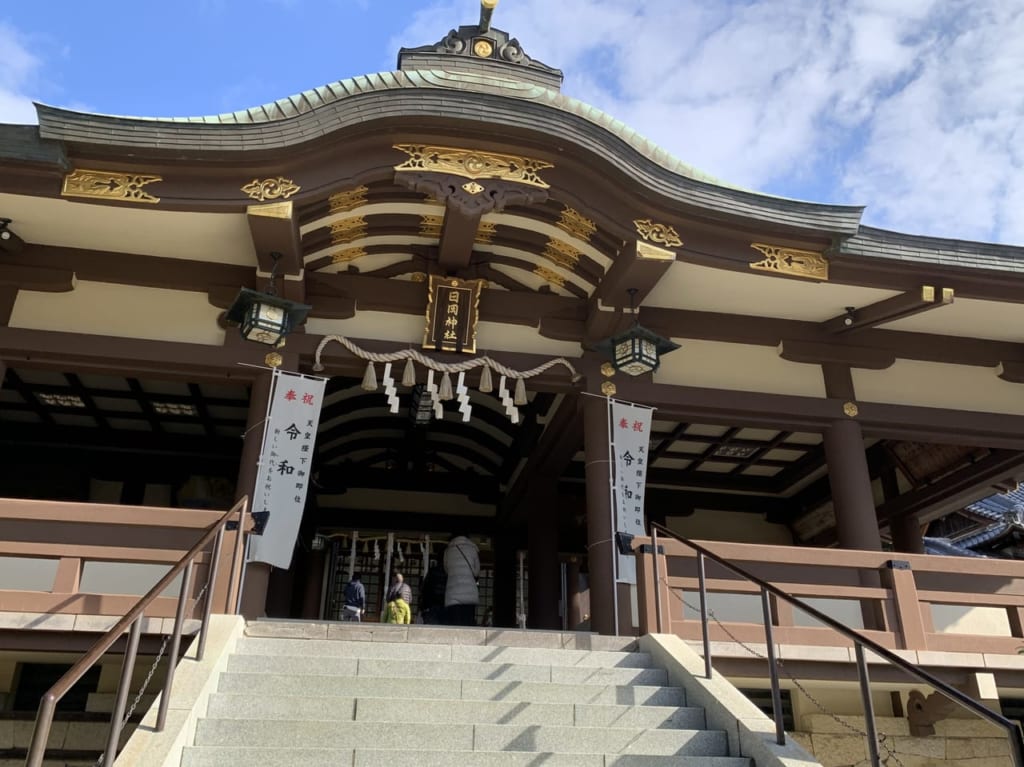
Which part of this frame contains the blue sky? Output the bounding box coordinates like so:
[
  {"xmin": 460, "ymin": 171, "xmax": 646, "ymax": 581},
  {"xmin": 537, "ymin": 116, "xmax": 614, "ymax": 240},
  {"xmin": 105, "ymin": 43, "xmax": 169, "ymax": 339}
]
[{"xmin": 2, "ymin": 0, "xmax": 1023, "ymax": 245}]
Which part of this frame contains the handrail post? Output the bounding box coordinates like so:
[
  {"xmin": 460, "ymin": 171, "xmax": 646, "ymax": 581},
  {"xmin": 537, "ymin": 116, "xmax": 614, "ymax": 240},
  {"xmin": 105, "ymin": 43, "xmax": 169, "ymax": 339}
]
[
  {"xmin": 197, "ymin": 527, "xmax": 225, "ymax": 661},
  {"xmin": 855, "ymin": 643, "xmax": 882, "ymax": 767},
  {"xmin": 103, "ymin": 617, "xmax": 142, "ymax": 767},
  {"xmin": 231, "ymin": 498, "xmax": 248, "ymax": 614},
  {"xmin": 697, "ymin": 552, "xmax": 712, "ymax": 679},
  {"xmin": 25, "ymin": 694, "xmax": 58, "ymax": 767},
  {"xmin": 652, "ymin": 528, "xmax": 664, "ymax": 633},
  {"xmin": 156, "ymin": 560, "xmax": 194, "ymax": 731},
  {"xmin": 761, "ymin": 586, "xmax": 786, "ymax": 746}
]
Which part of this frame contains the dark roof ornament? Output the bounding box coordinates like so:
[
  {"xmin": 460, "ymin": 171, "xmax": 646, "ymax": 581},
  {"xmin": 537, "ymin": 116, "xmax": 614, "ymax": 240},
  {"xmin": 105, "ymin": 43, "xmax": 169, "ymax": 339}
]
[{"xmin": 398, "ymin": 0, "xmax": 563, "ymax": 91}]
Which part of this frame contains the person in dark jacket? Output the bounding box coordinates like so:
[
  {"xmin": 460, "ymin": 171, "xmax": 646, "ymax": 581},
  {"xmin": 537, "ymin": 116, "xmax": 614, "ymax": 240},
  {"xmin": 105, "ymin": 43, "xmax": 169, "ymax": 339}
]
[
  {"xmin": 419, "ymin": 561, "xmax": 447, "ymax": 624},
  {"xmin": 342, "ymin": 572, "xmax": 365, "ymax": 621}
]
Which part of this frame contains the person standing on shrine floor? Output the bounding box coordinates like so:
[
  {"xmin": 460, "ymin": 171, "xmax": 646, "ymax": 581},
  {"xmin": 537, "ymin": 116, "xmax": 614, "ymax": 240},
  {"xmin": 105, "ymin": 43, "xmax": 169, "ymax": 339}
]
[
  {"xmin": 384, "ymin": 572, "xmax": 412, "ymax": 624},
  {"xmin": 342, "ymin": 572, "xmax": 365, "ymax": 621},
  {"xmin": 443, "ymin": 535, "xmax": 480, "ymax": 626}
]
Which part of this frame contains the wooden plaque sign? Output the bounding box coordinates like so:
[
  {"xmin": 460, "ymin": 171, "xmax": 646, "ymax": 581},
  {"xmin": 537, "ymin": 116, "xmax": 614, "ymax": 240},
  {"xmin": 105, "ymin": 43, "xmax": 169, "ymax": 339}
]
[{"xmin": 422, "ymin": 275, "xmax": 483, "ymax": 354}]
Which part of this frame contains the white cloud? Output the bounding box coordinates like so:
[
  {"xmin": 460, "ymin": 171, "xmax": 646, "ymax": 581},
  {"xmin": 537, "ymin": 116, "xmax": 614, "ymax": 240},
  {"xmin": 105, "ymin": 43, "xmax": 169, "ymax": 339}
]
[
  {"xmin": 394, "ymin": 0, "xmax": 1024, "ymax": 244},
  {"xmin": 0, "ymin": 22, "xmax": 41, "ymax": 124}
]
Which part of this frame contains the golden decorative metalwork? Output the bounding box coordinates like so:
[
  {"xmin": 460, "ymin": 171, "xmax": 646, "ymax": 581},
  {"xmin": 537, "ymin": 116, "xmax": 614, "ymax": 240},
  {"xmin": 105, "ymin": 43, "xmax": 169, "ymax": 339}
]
[
  {"xmin": 265, "ymin": 352, "xmax": 284, "ymax": 368},
  {"xmin": 600, "ymin": 362, "xmax": 616, "ymax": 378},
  {"xmin": 476, "ymin": 220, "xmax": 498, "ymax": 244},
  {"xmin": 637, "ymin": 241, "xmax": 675, "ymax": 261},
  {"xmin": 410, "ymin": 272, "xmax": 428, "ymax": 283},
  {"xmin": 420, "ymin": 215, "xmax": 444, "ymax": 238},
  {"xmin": 240, "ymin": 177, "xmax": 300, "ymax": 202},
  {"xmin": 394, "ymin": 144, "xmax": 553, "ymax": 189},
  {"xmin": 601, "ymin": 381, "xmax": 617, "ymax": 396},
  {"xmin": 462, "ymin": 181, "xmax": 485, "ymax": 195},
  {"xmin": 331, "ymin": 247, "xmax": 368, "ymax": 265},
  {"xmin": 557, "ymin": 206, "xmax": 596, "ymax": 242},
  {"xmin": 247, "ymin": 201, "xmax": 293, "ymax": 219},
  {"xmin": 330, "ymin": 217, "xmax": 367, "ymax": 245},
  {"xmin": 634, "ymin": 219, "xmax": 682, "ymax": 248},
  {"xmin": 749, "ymin": 243, "xmax": 829, "ymax": 281},
  {"xmin": 533, "ymin": 266, "xmax": 566, "ymax": 289},
  {"xmin": 843, "ymin": 402, "xmax": 859, "ymax": 417},
  {"xmin": 542, "ymin": 238, "xmax": 582, "ymax": 269},
  {"xmin": 328, "ymin": 185, "xmax": 369, "ymax": 213},
  {"xmin": 61, "ymin": 169, "xmax": 162, "ymax": 204},
  {"xmin": 473, "ymin": 38, "xmax": 494, "ymax": 58}
]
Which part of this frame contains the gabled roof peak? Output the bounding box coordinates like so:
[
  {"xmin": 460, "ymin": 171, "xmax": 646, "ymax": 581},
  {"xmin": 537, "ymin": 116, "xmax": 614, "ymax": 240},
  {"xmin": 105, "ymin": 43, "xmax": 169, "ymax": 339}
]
[{"xmin": 398, "ymin": 0, "xmax": 563, "ymax": 91}]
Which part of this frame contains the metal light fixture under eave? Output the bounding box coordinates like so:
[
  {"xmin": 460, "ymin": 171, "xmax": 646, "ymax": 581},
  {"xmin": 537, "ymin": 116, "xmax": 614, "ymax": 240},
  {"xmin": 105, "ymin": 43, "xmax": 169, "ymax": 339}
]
[
  {"xmin": 599, "ymin": 288, "xmax": 680, "ymax": 377},
  {"xmin": 226, "ymin": 252, "xmax": 311, "ymax": 347}
]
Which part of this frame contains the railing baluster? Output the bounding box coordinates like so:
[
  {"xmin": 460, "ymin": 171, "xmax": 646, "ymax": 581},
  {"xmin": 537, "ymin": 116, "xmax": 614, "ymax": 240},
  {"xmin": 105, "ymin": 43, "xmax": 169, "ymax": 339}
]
[
  {"xmin": 197, "ymin": 527, "xmax": 225, "ymax": 661},
  {"xmin": 25, "ymin": 694, "xmax": 57, "ymax": 767},
  {"xmin": 156, "ymin": 560, "xmax": 194, "ymax": 731},
  {"xmin": 855, "ymin": 643, "xmax": 882, "ymax": 767},
  {"xmin": 652, "ymin": 527, "xmax": 664, "ymax": 633},
  {"xmin": 760, "ymin": 587, "xmax": 786, "ymax": 746},
  {"xmin": 697, "ymin": 552, "xmax": 712, "ymax": 679},
  {"xmin": 103, "ymin": 617, "xmax": 142, "ymax": 767}
]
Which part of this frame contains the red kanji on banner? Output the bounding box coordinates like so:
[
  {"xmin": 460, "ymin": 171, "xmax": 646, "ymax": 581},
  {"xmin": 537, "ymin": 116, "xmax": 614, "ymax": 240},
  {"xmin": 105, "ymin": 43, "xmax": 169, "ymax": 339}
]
[
  {"xmin": 284, "ymin": 390, "xmax": 297, "ymax": 401},
  {"xmin": 618, "ymin": 418, "xmax": 629, "ymax": 429},
  {"xmin": 302, "ymin": 393, "xmax": 315, "ymax": 405},
  {"xmin": 632, "ymin": 421, "xmax": 644, "ymax": 432}
]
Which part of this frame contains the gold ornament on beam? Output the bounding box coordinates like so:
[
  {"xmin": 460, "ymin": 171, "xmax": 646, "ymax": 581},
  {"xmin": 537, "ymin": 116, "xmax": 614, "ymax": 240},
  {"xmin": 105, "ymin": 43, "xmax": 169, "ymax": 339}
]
[
  {"xmin": 330, "ymin": 217, "xmax": 367, "ymax": 245},
  {"xmin": 419, "ymin": 215, "xmax": 444, "ymax": 238},
  {"xmin": 393, "ymin": 144, "xmax": 553, "ymax": 189},
  {"xmin": 634, "ymin": 219, "xmax": 683, "ymax": 248},
  {"xmin": 240, "ymin": 177, "xmax": 301, "ymax": 202},
  {"xmin": 750, "ymin": 243, "xmax": 829, "ymax": 281},
  {"xmin": 328, "ymin": 185, "xmax": 368, "ymax": 213},
  {"xmin": 62, "ymin": 169, "xmax": 162, "ymax": 204},
  {"xmin": 557, "ymin": 206, "xmax": 596, "ymax": 242},
  {"xmin": 533, "ymin": 266, "xmax": 567, "ymax": 289},
  {"xmin": 541, "ymin": 238, "xmax": 582, "ymax": 269},
  {"xmin": 331, "ymin": 247, "xmax": 368, "ymax": 265},
  {"xmin": 476, "ymin": 220, "xmax": 498, "ymax": 244}
]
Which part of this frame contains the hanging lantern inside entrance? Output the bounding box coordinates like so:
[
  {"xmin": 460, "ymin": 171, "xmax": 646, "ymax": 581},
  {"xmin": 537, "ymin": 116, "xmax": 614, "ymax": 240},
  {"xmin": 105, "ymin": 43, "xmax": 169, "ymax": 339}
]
[
  {"xmin": 225, "ymin": 252, "xmax": 311, "ymax": 347},
  {"xmin": 597, "ymin": 288, "xmax": 679, "ymax": 377}
]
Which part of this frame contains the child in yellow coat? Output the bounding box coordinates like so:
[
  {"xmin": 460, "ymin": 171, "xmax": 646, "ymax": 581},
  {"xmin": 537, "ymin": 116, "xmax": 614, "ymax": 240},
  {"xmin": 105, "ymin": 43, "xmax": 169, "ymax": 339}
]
[{"xmin": 384, "ymin": 597, "xmax": 411, "ymax": 624}]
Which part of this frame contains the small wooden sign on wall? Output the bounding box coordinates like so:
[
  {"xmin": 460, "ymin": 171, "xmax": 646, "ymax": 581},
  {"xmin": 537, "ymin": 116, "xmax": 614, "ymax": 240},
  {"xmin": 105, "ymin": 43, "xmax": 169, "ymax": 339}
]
[{"xmin": 422, "ymin": 275, "xmax": 483, "ymax": 354}]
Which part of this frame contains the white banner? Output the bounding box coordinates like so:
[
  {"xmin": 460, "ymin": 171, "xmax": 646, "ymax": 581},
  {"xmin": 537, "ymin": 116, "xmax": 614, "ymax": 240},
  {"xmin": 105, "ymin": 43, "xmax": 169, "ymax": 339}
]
[
  {"xmin": 610, "ymin": 399, "xmax": 654, "ymax": 585},
  {"xmin": 248, "ymin": 369, "xmax": 327, "ymax": 569}
]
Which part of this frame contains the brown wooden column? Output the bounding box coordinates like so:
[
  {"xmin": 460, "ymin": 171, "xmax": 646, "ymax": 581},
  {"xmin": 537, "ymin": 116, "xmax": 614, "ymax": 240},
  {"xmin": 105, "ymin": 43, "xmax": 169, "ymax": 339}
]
[
  {"xmin": 300, "ymin": 548, "xmax": 327, "ymax": 619},
  {"xmin": 824, "ymin": 418, "xmax": 882, "ymax": 551},
  {"xmin": 238, "ymin": 372, "xmax": 273, "ymax": 619},
  {"xmin": 583, "ymin": 393, "xmax": 616, "ymax": 635},
  {"xmin": 566, "ymin": 556, "xmax": 583, "ymax": 630},
  {"xmin": 883, "ymin": 467, "xmax": 925, "ymax": 554},
  {"xmin": 492, "ymin": 530, "xmax": 518, "ymax": 628},
  {"xmin": 527, "ymin": 480, "xmax": 561, "ymax": 629}
]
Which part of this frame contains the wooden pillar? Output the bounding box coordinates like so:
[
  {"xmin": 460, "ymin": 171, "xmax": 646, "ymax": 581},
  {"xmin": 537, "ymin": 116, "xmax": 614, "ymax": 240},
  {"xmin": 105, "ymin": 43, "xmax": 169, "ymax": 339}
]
[
  {"xmin": 824, "ymin": 419, "xmax": 882, "ymax": 551},
  {"xmin": 300, "ymin": 547, "xmax": 327, "ymax": 620},
  {"xmin": 566, "ymin": 556, "xmax": 583, "ymax": 630},
  {"xmin": 527, "ymin": 481, "xmax": 561, "ymax": 629},
  {"xmin": 883, "ymin": 468, "xmax": 925, "ymax": 554},
  {"xmin": 492, "ymin": 530, "xmax": 518, "ymax": 628},
  {"xmin": 583, "ymin": 394, "xmax": 616, "ymax": 635},
  {"xmin": 238, "ymin": 372, "xmax": 273, "ymax": 619}
]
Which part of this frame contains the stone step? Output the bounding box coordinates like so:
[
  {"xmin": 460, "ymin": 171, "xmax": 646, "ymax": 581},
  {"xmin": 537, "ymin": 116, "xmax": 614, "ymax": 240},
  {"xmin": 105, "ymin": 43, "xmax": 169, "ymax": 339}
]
[
  {"xmin": 204, "ymin": 692, "xmax": 706, "ymax": 728},
  {"xmin": 192, "ymin": 719, "xmax": 729, "ymax": 756},
  {"xmin": 245, "ymin": 620, "xmax": 639, "ymax": 651},
  {"xmin": 180, "ymin": 747, "xmax": 753, "ymax": 767},
  {"xmin": 226, "ymin": 653, "xmax": 668, "ymax": 685},
  {"xmin": 235, "ymin": 636, "xmax": 654, "ymax": 668},
  {"xmin": 217, "ymin": 672, "xmax": 686, "ymax": 706}
]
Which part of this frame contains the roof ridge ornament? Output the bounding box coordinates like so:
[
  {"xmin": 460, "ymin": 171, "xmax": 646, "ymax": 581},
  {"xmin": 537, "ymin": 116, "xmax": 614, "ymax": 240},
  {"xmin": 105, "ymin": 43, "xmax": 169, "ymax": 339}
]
[{"xmin": 398, "ymin": 0, "xmax": 563, "ymax": 90}]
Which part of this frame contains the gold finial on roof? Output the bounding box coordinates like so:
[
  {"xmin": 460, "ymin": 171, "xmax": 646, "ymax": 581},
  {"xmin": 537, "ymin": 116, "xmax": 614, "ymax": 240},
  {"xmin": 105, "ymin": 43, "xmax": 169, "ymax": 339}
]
[{"xmin": 480, "ymin": 0, "xmax": 499, "ymax": 33}]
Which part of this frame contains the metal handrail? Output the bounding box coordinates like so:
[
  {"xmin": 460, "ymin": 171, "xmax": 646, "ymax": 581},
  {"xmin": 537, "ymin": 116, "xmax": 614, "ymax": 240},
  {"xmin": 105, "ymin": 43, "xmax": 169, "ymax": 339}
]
[
  {"xmin": 647, "ymin": 521, "xmax": 1024, "ymax": 767},
  {"xmin": 25, "ymin": 496, "xmax": 248, "ymax": 767}
]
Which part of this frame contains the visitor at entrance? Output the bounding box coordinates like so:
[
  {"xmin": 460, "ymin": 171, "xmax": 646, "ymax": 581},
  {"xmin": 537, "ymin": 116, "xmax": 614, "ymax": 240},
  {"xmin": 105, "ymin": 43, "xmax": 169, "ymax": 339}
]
[
  {"xmin": 384, "ymin": 572, "xmax": 412, "ymax": 624},
  {"xmin": 443, "ymin": 535, "xmax": 480, "ymax": 626},
  {"xmin": 342, "ymin": 572, "xmax": 365, "ymax": 621},
  {"xmin": 419, "ymin": 561, "xmax": 447, "ymax": 624}
]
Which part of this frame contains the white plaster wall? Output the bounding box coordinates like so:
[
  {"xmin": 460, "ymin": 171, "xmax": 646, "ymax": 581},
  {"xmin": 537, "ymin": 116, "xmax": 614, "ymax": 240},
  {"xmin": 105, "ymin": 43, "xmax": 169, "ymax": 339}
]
[
  {"xmin": 853, "ymin": 360, "xmax": 1024, "ymax": 416},
  {"xmin": 654, "ymin": 339, "xmax": 826, "ymax": 397},
  {"xmin": 11, "ymin": 282, "xmax": 226, "ymax": 346}
]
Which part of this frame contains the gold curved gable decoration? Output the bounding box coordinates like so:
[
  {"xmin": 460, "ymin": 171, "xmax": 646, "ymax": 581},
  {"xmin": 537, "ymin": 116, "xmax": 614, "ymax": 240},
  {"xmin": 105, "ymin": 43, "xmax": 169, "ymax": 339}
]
[
  {"xmin": 62, "ymin": 169, "xmax": 162, "ymax": 204},
  {"xmin": 241, "ymin": 177, "xmax": 301, "ymax": 202},
  {"xmin": 750, "ymin": 243, "xmax": 829, "ymax": 281},
  {"xmin": 394, "ymin": 144, "xmax": 553, "ymax": 189},
  {"xmin": 634, "ymin": 219, "xmax": 683, "ymax": 248}
]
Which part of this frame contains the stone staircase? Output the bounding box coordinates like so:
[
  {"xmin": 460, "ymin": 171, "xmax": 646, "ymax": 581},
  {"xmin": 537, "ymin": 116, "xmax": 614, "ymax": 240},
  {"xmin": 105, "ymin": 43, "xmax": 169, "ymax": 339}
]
[{"xmin": 179, "ymin": 621, "xmax": 754, "ymax": 766}]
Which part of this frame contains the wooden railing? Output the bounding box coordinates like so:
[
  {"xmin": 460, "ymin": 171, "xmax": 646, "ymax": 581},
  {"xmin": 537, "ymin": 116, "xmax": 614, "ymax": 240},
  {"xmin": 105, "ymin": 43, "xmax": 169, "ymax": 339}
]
[
  {"xmin": 0, "ymin": 498, "xmax": 248, "ymax": 618},
  {"xmin": 634, "ymin": 536, "xmax": 1024, "ymax": 655}
]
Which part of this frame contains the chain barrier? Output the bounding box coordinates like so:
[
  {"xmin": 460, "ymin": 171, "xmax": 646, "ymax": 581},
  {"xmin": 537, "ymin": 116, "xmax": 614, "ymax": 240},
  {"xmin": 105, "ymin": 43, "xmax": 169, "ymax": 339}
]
[
  {"xmin": 666, "ymin": 583, "xmax": 907, "ymax": 767},
  {"xmin": 85, "ymin": 581, "xmax": 212, "ymax": 767}
]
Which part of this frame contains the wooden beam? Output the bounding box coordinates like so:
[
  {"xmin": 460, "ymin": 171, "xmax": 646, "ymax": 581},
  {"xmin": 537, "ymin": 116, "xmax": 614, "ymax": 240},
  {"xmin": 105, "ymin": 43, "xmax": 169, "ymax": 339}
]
[
  {"xmin": 778, "ymin": 339, "xmax": 895, "ymax": 370},
  {"xmin": 438, "ymin": 206, "xmax": 483, "ymax": 270},
  {"xmin": 248, "ymin": 202, "xmax": 302, "ymax": 276},
  {"xmin": 0, "ymin": 264, "xmax": 75, "ymax": 292},
  {"xmin": 595, "ymin": 239, "xmax": 676, "ymax": 308},
  {"xmin": 820, "ymin": 286, "xmax": 951, "ymax": 334}
]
